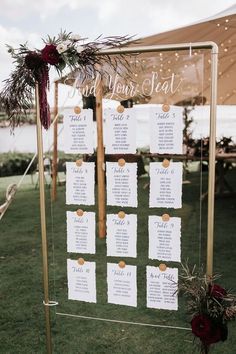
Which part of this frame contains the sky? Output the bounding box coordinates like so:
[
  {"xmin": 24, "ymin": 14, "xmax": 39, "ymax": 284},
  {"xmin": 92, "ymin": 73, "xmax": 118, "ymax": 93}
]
[{"xmin": 0, "ymin": 0, "xmax": 236, "ymax": 105}]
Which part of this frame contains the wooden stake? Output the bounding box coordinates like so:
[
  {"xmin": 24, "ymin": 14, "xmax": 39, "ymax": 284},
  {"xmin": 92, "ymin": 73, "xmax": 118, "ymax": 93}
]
[
  {"xmin": 95, "ymin": 76, "xmax": 106, "ymax": 238},
  {"xmin": 51, "ymin": 82, "xmax": 58, "ymax": 201}
]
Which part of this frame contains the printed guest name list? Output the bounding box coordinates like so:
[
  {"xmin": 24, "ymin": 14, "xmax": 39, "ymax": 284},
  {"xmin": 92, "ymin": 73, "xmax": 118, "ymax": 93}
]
[
  {"xmin": 63, "ymin": 108, "xmax": 94, "ymax": 154},
  {"xmin": 106, "ymin": 162, "xmax": 138, "ymax": 207},
  {"xmin": 105, "ymin": 108, "xmax": 136, "ymax": 154},
  {"xmin": 67, "ymin": 259, "xmax": 96, "ymax": 303},
  {"xmin": 67, "ymin": 211, "xmax": 96, "ymax": 254},
  {"xmin": 107, "ymin": 263, "xmax": 137, "ymax": 307},
  {"xmin": 146, "ymin": 266, "xmax": 178, "ymax": 310},
  {"xmin": 66, "ymin": 162, "xmax": 95, "ymax": 205},
  {"xmin": 149, "ymin": 216, "xmax": 181, "ymax": 262},
  {"xmin": 150, "ymin": 106, "xmax": 183, "ymax": 154},
  {"xmin": 107, "ymin": 213, "xmax": 137, "ymax": 258},
  {"xmin": 149, "ymin": 162, "xmax": 182, "ymax": 209}
]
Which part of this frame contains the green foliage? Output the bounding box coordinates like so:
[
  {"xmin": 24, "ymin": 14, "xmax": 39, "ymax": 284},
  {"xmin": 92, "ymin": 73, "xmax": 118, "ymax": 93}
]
[
  {"xmin": 0, "ymin": 151, "xmax": 78, "ymax": 177},
  {"xmin": 0, "ymin": 152, "xmax": 36, "ymax": 177}
]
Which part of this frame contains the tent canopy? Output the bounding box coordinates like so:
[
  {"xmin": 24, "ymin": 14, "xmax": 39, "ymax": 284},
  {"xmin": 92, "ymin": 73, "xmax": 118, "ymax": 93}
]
[
  {"xmin": 132, "ymin": 4, "xmax": 236, "ymax": 105},
  {"xmin": 56, "ymin": 5, "xmax": 236, "ymax": 105}
]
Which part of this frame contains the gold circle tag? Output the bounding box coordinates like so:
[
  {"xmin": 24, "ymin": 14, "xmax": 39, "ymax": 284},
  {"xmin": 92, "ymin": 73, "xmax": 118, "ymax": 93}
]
[
  {"xmin": 76, "ymin": 209, "xmax": 84, "ymax": 217},
  {"xmin": 117, "ymin": 105, "xmax": 125, "ymax": 113},
  {"xmin": 78, "ymin": 258, "xmax": 85, "ymax": 266},
  {"xmin": 118, "ymin": 211, "xmax": 126, "ymax": 219},
  {"xmin": 118, "ymin": 158, "xmax": 126, "ymax": 167},
  {"xmin": 159, "ymin": 263, "xmax": 167, "ymax": 272},
  {"xmin": 76, "ymin": 159, "xmax": 83, "ymax": 167},
  {"xmin": 74, "ymin": 106, "xmax": 81, "ymax": 114},
  {"xmin": 119, "ymin": 261, "xmax": 126, "ymax": 269},
  {"xmin": 162, "ymin": 214, "xmax": 170, "ymax": 222},
  {"xmin": 162, "ymin": 159, "xmax": 170, "ymax": 168},
  {"xmin": 162, "ymin": 104, "xmax": 170, "ymax": 112}
]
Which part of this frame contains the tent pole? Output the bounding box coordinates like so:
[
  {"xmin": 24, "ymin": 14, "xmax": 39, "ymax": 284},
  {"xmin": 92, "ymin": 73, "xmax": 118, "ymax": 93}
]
[
  {"xmin": 52, "ymin": 81, "xmax": 59, "ymax": 201},
  {"xmin": 95, "ymin": 76, "xmax": 106, "ymax": 238},
  {"xmin": 206, "ymin": 44, "xmax": 218, "ymax": 277},
  {"xmin": 35, "ymin": 83, "xmax": 53, "ymax": 354}
]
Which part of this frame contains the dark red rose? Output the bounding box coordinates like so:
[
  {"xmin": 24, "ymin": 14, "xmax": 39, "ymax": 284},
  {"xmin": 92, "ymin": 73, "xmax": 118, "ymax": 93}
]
[
  {"xmin": 202, "ymin": 325, "xmax": 222, "ymax": 345},
  {"xmin": 191, "ymin": 315, "xmax": 228, "ymax": 346},
  {"xmin": 191, "ymin": 315, "xmax": 212, "ymax": 339},
  {"xmin": 202, "ymin": 324, "xmax": 228, "ymax": 345},
  {"xmin": 41, "ymin": 44, "xmax": 60, "ymax": 65},
  {"xmin": 25, "ymin": 51, "xmax": 44, "ymax": 70},
  {"xmin": 209, "ymin": 284, "xmax": 227, "ymax": 299}
]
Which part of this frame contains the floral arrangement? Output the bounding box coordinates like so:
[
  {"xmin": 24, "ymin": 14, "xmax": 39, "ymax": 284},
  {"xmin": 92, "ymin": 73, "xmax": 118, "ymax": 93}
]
[
  {"xmin": 0, "ymin": 31, "xmax": 133, "ymax": 129},
  {"xmin": 179, "ymin": 264, "xmax": 236, "ymax": 353}
]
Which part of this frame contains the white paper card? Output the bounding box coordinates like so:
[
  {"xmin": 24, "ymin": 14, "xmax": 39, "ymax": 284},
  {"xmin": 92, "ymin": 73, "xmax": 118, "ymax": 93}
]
[
  {"xmin": 63, "ymin": 108, "xmax": 94, "ymax": 154},
  {"xmin": 106, "ymin": 214, "xmax": 137, "ymax": 257},
  {"xmin": 106, "ymin": 162, "xmax": 138, "ymax": 207},
  {"xmin": 66, "ymin": 162, "xmax": 95, "ymax": 205},
  {"xmin": 149, "ymin": 162, "xmax": 182, "ymax": 208},
  {"xmin": 67, "ymin": 259, "xmax": 96, "ymax": 303},
  {"xmin": 107, "ymin": 263, "xmax": 137, "ymax": 307},
  {"xmin": 150, "ymin": 106, "xmax": 183, "ymax": 154},
  {"xmin": 105, "ymin": 108, "xmax": 136, "ymax": 154},
  {"xmin": 67, "ymin": 211, "xmax": 96, "ymax": 254},
  {"xmin": 146, "ymin": 266, "xmax": 178, "ymax": 310},
  {"xmin": 148, "ymin": 216, "xmax": 181, "ymax": 262}
]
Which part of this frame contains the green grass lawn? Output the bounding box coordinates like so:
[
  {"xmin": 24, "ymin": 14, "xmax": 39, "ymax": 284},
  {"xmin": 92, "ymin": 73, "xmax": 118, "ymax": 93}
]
[{"xmin": 1, "ymin": 168, "xmax": 236, "ymax": 354}]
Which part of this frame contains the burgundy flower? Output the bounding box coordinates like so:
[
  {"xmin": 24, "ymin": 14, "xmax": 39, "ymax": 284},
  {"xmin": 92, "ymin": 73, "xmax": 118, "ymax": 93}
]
[
  {"xmin": 25, "ymin": 51, "xmax": 44, "ymax": 70},
  {"xmin": 203, "ymin": 325, "xmax": 222, "ymax": 345},
  {"xmin": 202, "ymin": 324, "xmax": 228, "ymax": 345},
  {"xmin": 41, "ymin": 44, "xmax": 60, "ymax": 65},
  {"xmin": 209, "ymin": 284, "xmax": 227, "ymax": 299},
  {"xmin": 191, "ymin": 315, "xmax": 228, "ymax": 346},
  {"xmin": 191, "ymin": 315, "xmax": 212, "ymax": 339}
]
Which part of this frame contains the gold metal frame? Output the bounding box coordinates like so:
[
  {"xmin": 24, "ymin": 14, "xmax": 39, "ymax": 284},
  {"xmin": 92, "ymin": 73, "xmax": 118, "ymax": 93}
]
[
  {"xmin": 35, "ymin": 83, "xmax": 52, "ymax": 354},
  {"xmin": 37, "ymin": 42, "xmax": 218, "ymax": 353}
]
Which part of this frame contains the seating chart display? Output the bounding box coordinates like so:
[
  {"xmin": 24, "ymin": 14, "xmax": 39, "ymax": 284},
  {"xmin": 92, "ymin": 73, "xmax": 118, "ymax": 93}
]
[{"xmin": 62, "ymin": 51, "xmax": 205, "ymax": 322}]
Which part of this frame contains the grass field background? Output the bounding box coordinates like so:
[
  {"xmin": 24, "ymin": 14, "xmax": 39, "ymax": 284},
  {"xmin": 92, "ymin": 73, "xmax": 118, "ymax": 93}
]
[{"xmin": 1, "ymin": 167, "xmax": 236, "ymax": 353}]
